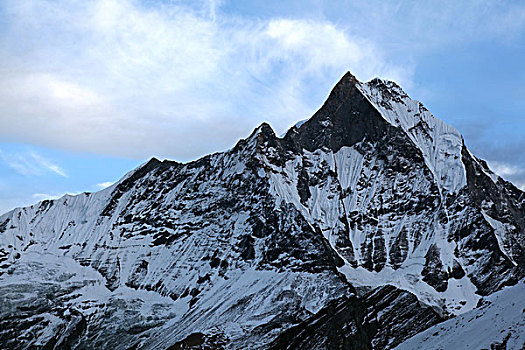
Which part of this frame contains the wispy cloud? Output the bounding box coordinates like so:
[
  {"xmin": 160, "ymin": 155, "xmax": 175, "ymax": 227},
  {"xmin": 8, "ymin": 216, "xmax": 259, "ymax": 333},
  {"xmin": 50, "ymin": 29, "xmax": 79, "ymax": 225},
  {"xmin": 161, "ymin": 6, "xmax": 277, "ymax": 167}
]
[
  {"xmin": 488, "ymin": 162, "xmax": 522, "ymax": 178},
  {"xmin": 0, "ymin": 0, "xmax": 413, "ymax": 161},
  {"xmin": 487, "ymin": 160, "xmax": 525, "ymax": 190},
  {"xmin": 0, "ymin": 150, "xmax": 68, "ymax": 177},
  {"xmin": 28, "ymin": 152, "xmax": 68, "ymax": 177}
]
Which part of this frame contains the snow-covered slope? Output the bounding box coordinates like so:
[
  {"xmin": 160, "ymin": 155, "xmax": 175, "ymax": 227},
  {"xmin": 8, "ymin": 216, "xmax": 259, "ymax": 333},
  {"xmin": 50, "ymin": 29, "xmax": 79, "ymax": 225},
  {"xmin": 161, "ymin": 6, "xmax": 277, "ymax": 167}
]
[
  {"xmin": 395, "ymin": 280, "xmax": 525, "ymax": 350},
  {"xmin": 359, "ymin": 78, "xmax": 466, "ymax": 194},
  {"xmin": 0, "ymin": 71, "xmax": 524, "ymax": 349}
]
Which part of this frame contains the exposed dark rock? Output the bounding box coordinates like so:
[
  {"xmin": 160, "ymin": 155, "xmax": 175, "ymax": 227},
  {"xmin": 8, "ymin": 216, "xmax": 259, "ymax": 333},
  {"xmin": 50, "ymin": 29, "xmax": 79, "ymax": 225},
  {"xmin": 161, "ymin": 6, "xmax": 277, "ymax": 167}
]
[
  {"xmin": 238, "ymin": 235, "xmax": 255, "ymax": 260},
  {"xmin": 268, "ymin": 285, "xmax": 444, "ymax": 350},
  {"xmin": 389, "ymin": 228, "xmax": 409, "ymax": 269},
  {"xmin": 450, "ymin": 259, "xmax": 465, "ymax": 279},
  {"xmin": 422, "ymin": 244, "xmax": 449, "ymax": 292},
  {"xmin": 167, "ymin": 332, "xmax": 227, "ymax": 350}
]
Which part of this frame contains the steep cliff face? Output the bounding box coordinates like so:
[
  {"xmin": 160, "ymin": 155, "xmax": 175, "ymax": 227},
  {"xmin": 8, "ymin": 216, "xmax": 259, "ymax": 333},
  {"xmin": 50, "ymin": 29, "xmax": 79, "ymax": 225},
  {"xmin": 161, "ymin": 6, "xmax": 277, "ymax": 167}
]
[
  {"xmin": 263, "ymin": 72, "xmax": 523, "ymax": 311},
  {"xmin": 0, "ymin": 72, "xmax": 523, "ymax": 349},
  {"xmin": 268, "ymin": 285, "xmax": 444, "ymax": 350}
]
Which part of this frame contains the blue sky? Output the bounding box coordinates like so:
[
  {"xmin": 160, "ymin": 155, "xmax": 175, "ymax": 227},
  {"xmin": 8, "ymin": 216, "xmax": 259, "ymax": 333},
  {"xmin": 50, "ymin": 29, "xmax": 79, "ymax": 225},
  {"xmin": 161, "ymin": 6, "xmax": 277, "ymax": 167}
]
[{"xmin": 0, "ymin": 0, "xmax": 524, "ymax": 213}]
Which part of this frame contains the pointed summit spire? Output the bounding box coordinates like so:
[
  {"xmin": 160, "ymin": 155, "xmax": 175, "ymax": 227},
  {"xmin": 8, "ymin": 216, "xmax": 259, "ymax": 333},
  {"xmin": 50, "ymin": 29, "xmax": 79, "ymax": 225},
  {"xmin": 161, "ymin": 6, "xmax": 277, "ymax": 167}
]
[
  {"xmin": 339, "ymin": 70, "xmax": 358, "ymax": 82},
  {"xmin": 282, "ymin": 71, "xmax": 394, "ymax": 152},
  {"xmin": 328, "ymin": 71, "xmax": 359, "ymax": 99},
  {"xmin": 312, "ymin": 71, "xmax": 362, "ymax": 117}
]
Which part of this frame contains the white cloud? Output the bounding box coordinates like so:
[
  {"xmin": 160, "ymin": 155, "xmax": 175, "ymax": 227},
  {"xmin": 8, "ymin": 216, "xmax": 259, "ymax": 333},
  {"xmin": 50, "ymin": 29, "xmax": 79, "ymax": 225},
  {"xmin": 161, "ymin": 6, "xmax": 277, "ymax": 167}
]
[
  {"xmin": 95, "ymin": 182, "xmax": 114, "ymax": 189},
  {"xmin": 0, "ymin": 0, "xmax": 523, "ymax": 162},
  {"xmin": 488, "ymin": 161, "xmax": 522, "ymax": 178},
  {"xmin": 487, "ymin": 161, "xmax": 525, "ymax": 190},
  {"xmin": 28, "ymin": 152, "xmax": 68, "ymax": 178},
  {"xmin": 0, "ymin": 0, "xmax": 413, "ymax": 161},
  {"xmin": 0, "ymin": 150, "xmax": 68, "ymax": 177}
]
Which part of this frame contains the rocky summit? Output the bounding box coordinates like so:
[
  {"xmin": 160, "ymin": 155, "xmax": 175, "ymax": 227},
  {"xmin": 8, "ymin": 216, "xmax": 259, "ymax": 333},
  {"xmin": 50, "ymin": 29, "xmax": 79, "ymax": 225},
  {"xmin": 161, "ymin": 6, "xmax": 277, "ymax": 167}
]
[{"xmin": 1, "ymin": 72, "xmax": 524, "ymax": 349}]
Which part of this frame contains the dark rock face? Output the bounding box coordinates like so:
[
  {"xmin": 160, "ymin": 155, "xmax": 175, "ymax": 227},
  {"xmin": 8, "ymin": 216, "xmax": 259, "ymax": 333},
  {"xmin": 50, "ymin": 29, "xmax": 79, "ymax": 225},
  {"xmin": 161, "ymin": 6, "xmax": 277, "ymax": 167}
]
[
  {"xmin": 285, "ymin": 72, "xmax": 396, "ymax": 153},
  {"xmin": 268, "ymin": 295, "xmax": 372, "ymax": 350},
  {"xmin": 450, "ymin": 259, "xmax": 465, "ymax": 280},
  {"xmin": 422, "ymin": 244, "xmax": 449, "ymax": 292},
  {"xmin": 0, "ymin": 71, "xmax": 523, "ymax": 349},
  {"xmin": 166, "ymin": 332, "xmax": 228, "ymax": 350},
  {"xmin": 361, "ymin": 286, "xmax": 444, "ymax": 349},
  {"xmin": 461, "ymin": 144, "xmax": 525, "ymax": 284},
  {"xmin": 268, "ymin": 285, "xmax": 444, "ymax": 350},
  {"xmin": 389, "ymin": 228, "xmax": 409, "ymax": 269}
]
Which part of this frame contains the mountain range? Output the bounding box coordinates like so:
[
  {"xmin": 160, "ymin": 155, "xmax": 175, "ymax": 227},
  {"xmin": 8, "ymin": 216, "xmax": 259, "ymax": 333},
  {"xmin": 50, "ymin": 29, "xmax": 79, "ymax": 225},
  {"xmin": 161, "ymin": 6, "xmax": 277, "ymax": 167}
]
[{"xmin": 1, "ymin": 72, "xmax": 524, "ymax": 349}]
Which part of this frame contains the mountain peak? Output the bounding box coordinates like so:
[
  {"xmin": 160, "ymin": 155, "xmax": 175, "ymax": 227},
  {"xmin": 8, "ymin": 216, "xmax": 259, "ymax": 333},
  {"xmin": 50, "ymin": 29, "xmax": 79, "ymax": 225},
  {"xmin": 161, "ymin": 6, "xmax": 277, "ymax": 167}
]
[
  {"xmin": 252, "ymin": 121, "xmax": 275, "ymax": 137},
  {"xmin": 320, "ymin": 71, "xmax": 359, "ymax": 110},
  {"xmin": 337, "ymin": 70, "xmax": 359, "ymax": 85},
  {"xmin": 282, "ymin": 72, "xmax": 398, "ymax": 153},
  {"xmin": 277, "ymin": 72, "xmax": 468, "ymax": 194}
]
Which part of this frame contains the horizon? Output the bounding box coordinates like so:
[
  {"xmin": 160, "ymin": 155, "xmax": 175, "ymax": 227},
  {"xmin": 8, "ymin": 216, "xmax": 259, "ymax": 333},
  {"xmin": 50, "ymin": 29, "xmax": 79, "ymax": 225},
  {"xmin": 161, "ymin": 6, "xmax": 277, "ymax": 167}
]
[{"xmin": 1, "ymin": 0, "xmax": 524, "ymax": 213}]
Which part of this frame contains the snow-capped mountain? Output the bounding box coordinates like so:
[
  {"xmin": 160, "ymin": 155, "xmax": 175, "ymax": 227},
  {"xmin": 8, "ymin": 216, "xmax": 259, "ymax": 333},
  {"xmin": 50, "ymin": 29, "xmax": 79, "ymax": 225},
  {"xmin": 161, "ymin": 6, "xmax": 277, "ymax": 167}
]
[{"xmin": 1, "ymin": 72, "xmax": 523, "ymax": 349}]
